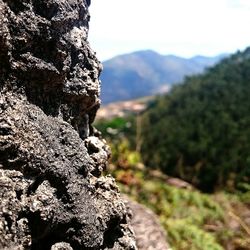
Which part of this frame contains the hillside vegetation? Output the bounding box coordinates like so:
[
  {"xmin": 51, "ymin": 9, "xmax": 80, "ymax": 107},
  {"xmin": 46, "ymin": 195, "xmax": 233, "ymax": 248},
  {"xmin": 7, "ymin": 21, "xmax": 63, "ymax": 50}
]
[
  {"xmin": 95, "ymin": 47, "xmax": 250, "ymax": 249},
  {"xmin": 141, "ymin": 47, "xmax": 250, "ymax": 191},
  {"xmin": 94, "ymin": 122, "xmax": 250, "ymax": 249},
  {"xmin": 111, "ymin": 152, "xmax": 250, "ymax": 250}
]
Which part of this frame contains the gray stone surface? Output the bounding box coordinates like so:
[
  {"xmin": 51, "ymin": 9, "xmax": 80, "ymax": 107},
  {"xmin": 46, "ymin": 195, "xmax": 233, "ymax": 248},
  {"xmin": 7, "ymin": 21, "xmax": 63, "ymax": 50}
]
[
  {"xmin": 124, "ymin": 196, "xmax": 170, "ymax": 250},
  {"xmin": 0, "ymin": 0, "xmax": 136, "ymax": 249}
]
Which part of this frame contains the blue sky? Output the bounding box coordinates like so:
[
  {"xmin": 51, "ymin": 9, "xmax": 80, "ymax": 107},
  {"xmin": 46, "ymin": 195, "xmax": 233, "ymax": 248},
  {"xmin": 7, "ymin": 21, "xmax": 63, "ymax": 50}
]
[{"xmin": 88, "ymin": 0, "xmax": 250, "ymax": 61}]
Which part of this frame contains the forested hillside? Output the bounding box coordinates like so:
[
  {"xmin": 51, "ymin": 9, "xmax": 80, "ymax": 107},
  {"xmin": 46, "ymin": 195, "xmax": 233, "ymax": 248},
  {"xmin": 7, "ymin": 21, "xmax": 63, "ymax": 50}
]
[
  {"xmin": 95, "ymin": 48, "xmax": 250, "ymax": 249},
  {"xmin": 141, "ymin": 47, "xmax": 250, "ymax": 191}
]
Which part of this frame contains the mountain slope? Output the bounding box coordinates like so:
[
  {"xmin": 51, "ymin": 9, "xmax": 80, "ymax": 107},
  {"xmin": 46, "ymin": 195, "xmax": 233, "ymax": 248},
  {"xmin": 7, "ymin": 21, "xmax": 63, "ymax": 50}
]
[
  {"xmin": 100, "ymin": 50, "xmax": 226, "ymax": 104},
  {"xmin": 140, "ymin": 47, "xmax": 250, "ymax": 191}
]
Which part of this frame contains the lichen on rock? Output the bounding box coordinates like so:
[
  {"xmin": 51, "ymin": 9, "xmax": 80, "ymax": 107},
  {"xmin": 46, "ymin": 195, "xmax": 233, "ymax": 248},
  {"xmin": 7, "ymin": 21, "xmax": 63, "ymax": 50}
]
[{"xmin": 0, "ymin": 0, "xmax": 136, "ymax": 249}]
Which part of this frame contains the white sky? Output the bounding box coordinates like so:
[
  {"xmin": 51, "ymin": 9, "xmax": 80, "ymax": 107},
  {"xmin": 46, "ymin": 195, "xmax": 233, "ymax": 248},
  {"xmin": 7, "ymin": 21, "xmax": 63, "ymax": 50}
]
[{"xmin": 88, "ymin": 0, "xmax": 250, "ymax": 61}]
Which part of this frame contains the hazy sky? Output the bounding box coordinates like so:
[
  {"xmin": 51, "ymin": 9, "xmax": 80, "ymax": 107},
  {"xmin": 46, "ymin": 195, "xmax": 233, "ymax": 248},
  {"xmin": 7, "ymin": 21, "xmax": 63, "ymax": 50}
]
[{"xmin": 88, "ymin": 0, "xmax": 250, "ymax": 61}]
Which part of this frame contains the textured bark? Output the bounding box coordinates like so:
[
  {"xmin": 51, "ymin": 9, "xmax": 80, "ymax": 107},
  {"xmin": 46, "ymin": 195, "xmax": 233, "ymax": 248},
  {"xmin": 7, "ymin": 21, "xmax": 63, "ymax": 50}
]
[{"xmin": 0, "ymin": 0, "xmax": 136, "ymax": 249}]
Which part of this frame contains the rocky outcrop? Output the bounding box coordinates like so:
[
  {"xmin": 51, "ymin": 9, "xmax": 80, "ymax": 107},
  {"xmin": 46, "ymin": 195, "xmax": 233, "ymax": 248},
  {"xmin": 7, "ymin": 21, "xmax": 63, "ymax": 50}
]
[
  {"xmin": 0, "ymin": 0, "xmax": 136, "ymax": 249},
  {"xmin": 124, "ymin": 197, "xmax": 170, "ymax": 250}
]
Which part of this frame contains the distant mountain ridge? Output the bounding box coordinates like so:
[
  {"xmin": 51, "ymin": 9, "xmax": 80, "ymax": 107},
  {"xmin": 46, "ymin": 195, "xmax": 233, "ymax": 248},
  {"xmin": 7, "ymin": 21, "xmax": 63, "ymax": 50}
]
[{"xmin": 100, "ymin": 50, "xmax": 227, "ymax": 104}]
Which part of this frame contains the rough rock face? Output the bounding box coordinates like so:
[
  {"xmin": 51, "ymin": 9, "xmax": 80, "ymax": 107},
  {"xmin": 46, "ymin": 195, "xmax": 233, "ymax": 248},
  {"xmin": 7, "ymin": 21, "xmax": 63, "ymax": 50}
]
[
  {"xmin": 124, "ymin": 197, "xmax": 170, "ymax": 250},
  {"xmin": 0, "ymin": 0, "xmax": 136, "ymax": 249}
]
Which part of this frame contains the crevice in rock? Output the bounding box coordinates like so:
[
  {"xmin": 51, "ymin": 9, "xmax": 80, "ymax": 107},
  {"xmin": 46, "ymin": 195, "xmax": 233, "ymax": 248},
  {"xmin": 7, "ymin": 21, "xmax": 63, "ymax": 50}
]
[
  {"xmin": 102, "ymin": 217, "xmax": 124, "ymax": 249},
  {"xmin": 46, "ymin": 175, "xmax": 71, "ymax": 204},
  {"xmin": 27, "ymin": 176, "xmax": 44, "ymax": 195},
  {"xmin": 15, "ymin": 189, "xmax": 23, "ymax": 200},
  {"xmin": 26, "ymin": 211, "xmax": 54, "ymax": 250},
  {"xmin": 0, "ymin": 145, "xmax": 26, "ymax": 173},
  {"xmin": 2, "ymin": 0, "xmax": 27, "ymax": 14},
  {"xmin": 3, "ymin": 213, "xmax": 13, "ymax": 231},
  {"xmin": 32, "ymin": 38, "xmax": 59, "ymax": 69},
  {"xmin": 77, "ymin": 166, "xmax": 88, "ymax": 178},
  {"xmin": 32, "ymin": 0, "xmax": 58, "ymax": 20}
]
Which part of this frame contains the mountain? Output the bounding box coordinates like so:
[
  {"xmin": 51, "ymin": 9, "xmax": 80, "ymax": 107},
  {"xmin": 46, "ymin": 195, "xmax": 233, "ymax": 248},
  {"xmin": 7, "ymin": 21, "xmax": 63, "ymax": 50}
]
[
  {"xmin": 100, "ymin": 50, "xmax": 227, "ymax": 104},
  {"xmin": 140, "ymin": 47, "xmax": 250, "ymax": 191}
]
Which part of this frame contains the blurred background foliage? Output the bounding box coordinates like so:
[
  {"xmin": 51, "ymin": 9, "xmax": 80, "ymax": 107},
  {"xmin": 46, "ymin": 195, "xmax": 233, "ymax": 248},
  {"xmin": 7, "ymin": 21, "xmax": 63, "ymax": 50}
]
[
  {"xmin": 141, "ymin": 48, "xmax": 250, "ymax": 192},
  {"xmin": 95, "ymin": 47, "xmax": 250, "ymax": 249}
]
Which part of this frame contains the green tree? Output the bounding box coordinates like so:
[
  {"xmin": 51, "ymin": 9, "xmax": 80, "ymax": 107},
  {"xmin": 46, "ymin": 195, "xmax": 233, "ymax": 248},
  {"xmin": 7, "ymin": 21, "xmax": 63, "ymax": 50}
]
[{"xmin": 141, "ymin": 47, "xmax": 250, "ymax": 191}]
